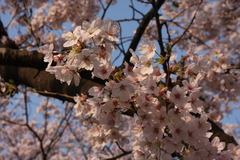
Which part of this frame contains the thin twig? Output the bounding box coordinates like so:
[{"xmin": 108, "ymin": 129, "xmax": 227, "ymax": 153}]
[
  {"xmin": 130, "ymin": 0, "xmax": 135, "ymax": 18},
  {"xmin": 116, "ymin": 18, "xmax": 141, "ymax": 23},
  {"xmin": 164, "ymin": 21, "xmax": 171, "ymax": 43},
  {"xmin": 115, "ymin": 141, "xmax": 126, "ymax": 153},
  {"xmin": 23, "ymin": 91, "xmax": 47, "ymax": 160},
  {"xmin": 151, "ymin": 0, "xmax": 165, "ymax": 56},
  {"xmin": 171, "ymin": 0, "xmax": 203, "ymax": 49},
  {"xmin": 151, "ymin": 0, "xmax": 172, "ymax": 87},
  {"xmin": 117, "ymin": 22, "xmax": 126, "ymax": 55},
  {"xmin": 129, "ymin": 5, "xmax": 145, "ymax": 17},
  {"xmin": 171, "ymin": 21, "xmax": 211, "ymax": 49},
  {"xmin": 169, "ymin": 2, "xmax": 203, "ymax": 22},
  {"xmin": 100, "ymin": 0, "xmax": 114, "ymax": 19}
]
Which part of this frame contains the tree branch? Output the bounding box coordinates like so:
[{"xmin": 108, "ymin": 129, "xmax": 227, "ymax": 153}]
[
  {"xmin": 105, "ymin": 150, "xmax": 132, "ymax": 160},
  {"xmin": 0, "ymin": 47, "xmax": 105, "ymax": 102},
  {"xmin": 122, "ymin": 0, "xmax": 166, "ymax": 65},
  {"xmin": 170, "ymin": 0, "xmax": 202, "ymax": 49}
]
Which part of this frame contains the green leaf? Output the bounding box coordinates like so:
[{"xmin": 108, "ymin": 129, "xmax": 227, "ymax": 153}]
[
  {"xmin": 155, "ymin": 57, "xmax": 166, "ymax": 64},
  {"xmin": 166, "ymin": 43, "xmax": 172, "ymax": 55}
]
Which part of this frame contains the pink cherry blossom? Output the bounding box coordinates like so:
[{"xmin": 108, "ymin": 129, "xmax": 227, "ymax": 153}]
[
  {"xmin": 168, "ymin": 85, "xmax": 188, "ymax": 107},
  {"xmin": 112, "ymin": 79, "xmax": 134, "ymax": 102},
  {"xmin": 92, "ymin": 63, "xmax": 114, "ymax": 80},
  {"xmin": 75, "ymin": 49, "xmax": 95, "ymax": 70}
]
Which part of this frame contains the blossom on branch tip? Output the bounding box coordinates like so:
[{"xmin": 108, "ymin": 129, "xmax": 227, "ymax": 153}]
[
  {"xmin": 138, "ymin": 39, "xmax": 156, "ymax": 59},
  {"xmin": 81, "ymin": 18, "xmax": 102, "ymax": 41},
  {"xmin": 62, "ymin": 26, "xmax": 82, "ymax": 47},
  {"xmin": 38, "ymin": 43, "xmax": 54, "ymax": 67},
  {"xmin": 102, "ymin": 19, "xmax": 120, "ymax": 42},
  {"xmin": 129, "ymin": 48, "xmax": 139, "ymax": 65}
]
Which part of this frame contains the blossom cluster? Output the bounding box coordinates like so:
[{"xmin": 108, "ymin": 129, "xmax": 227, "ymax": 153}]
[
  {"xmin": 38, "ymin": 15, "xmax": 240, "ymax": 158},
  {"xmin": 161, "ymin": 0, "xmax": 240, "ymax": 103},
  {"xmin": 144, "ymin": 0, "xmax": 240, "ymax": 124},
  {"xmin": 72, "ymin": 38, "xmax": 240, "ymax": 159},
  {"xmin": 40, "ymin": 18, "xmax": 119, "ymax": 86},
  {"xmin": 1, "ymin": 0, "xmax": 240, "ymax": 159},
  {"xmin": 0, "ymin": 0, "xmax": 116, "ymax": 49}
]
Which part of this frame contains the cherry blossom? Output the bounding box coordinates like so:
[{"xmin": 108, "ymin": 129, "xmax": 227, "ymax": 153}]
[
  {"xmin": 75, "ymin": 49, "xmax": 95, "ymax": 70},
  {"xmin": 101, "ymin": 19, "xmax": 120, "ymax": 42},
  {"xmin": 112, "ymin": 79, "xmax": 135, "ymax": 102},
  {"xmin": 81, "ymin": 18, "xmax": 102, "ymax": 41},
  {"xmin": 168, "ymin": 85, "xmax": 188, "ymax": 107},
  {"xmin": 92, "ymin": 63, "xmax": 115, "ymax": 80},
  {"xmin": 1, "ymin": 0, "xmax": 240, "ymax": 159},
  {"xmin": 138, "ymin": 39, "xmax": 156, "ymax": 59},
  {"xmin": 38, "ymin": 43, "xmax": 54, "ymax": 67},
  {"xmin": 62, "ymin": 26, "xmax": 82, "ymax": 47}
]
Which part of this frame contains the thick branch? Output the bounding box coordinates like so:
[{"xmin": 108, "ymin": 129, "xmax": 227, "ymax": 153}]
[
  {"xmin": 191, "ymin": 112, "xmax": 238, "ymax": 145},
  {"xmin": 0, "ymin": 47, "xmax": 47, "ymax": 70},
  {"xmin": 0, "ymin": 47, "xmax": 105, "ymax": 102},
  {"xmin": 208, "ymin": 118, "xmax": 238, "ymax": 146}
]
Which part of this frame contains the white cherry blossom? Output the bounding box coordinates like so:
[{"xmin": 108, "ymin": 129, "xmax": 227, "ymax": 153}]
[
  {"xmin": 138, "ymin": 39, "xmax": 156, "ymax": 59},
  {"xmin": 62, "ymin": 26, "xmax": 82, "ymax": 47}
]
